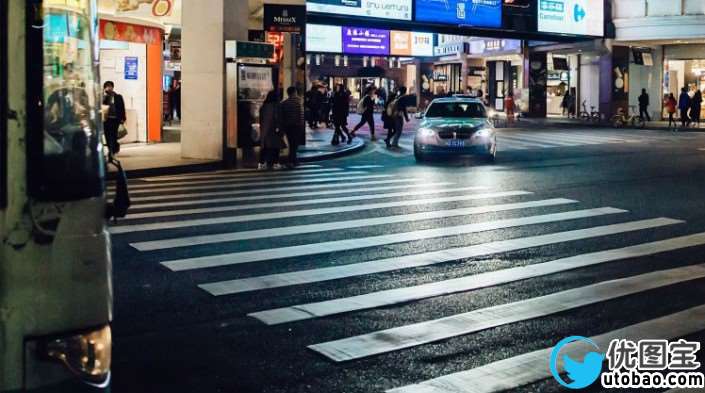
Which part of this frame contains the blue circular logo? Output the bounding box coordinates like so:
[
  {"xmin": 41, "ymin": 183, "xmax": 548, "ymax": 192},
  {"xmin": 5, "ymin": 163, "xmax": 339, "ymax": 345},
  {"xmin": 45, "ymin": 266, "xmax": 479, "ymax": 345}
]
[{"xmin": 550, "ymin": 336, "xmax": 604, "ymax": 389}]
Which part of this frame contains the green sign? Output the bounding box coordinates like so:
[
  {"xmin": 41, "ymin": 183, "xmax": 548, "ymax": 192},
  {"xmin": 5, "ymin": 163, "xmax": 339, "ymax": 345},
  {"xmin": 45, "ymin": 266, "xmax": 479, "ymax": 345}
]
[{"xmin": 236, "ymin": 41, "xmax": 274, "ymax": 59}]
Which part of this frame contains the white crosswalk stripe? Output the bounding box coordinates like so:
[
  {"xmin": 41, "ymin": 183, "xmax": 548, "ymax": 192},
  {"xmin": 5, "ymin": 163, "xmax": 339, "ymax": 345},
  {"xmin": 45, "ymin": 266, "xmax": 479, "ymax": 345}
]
[
  {"xmin": 123, "ymin": 171, "xmax": 370, "ymax": 191},
  {"xmin": 112, "ymin": 163, "xmax": 705, "ymax": 390},
  {"xmin": 163, "ymin": 207, "xmax": 626, "ymax": 271},
  {"xmin": 140, "ymin": 165, "xmax": 323, "ymax": 181},
  {"xmin": 309, "ymin": 264, "xmax": 705, "ymax": 362},
  {"xmin": 201, "ymin": 218, "xmax": 680, "ymax": 296},
  {"xmin": 131, "ymin": 198, "xmax": 574, "ymax": 251},
  {"xmin": 127, "ymin": 173, "xmax": 388, "ymax": 195},
  {"xmin": 386, "ymin": 305, "xmax": 705, "ymax": 393},
  {"xmin": 129, "ymin": 178, "xmax": 422, "ymax": 203},
  {"xmin": 139, "ymin": 167, "xmax": 338, "ymax": 183},
  {"xmin": 125, "ymin": 185, "xmax": 489, "ymax": 220},
  {"xmin": 249, "ymin": 231, "xmax": 705, "ymax": 324},
  {"xmin": 131, "ymin": 182, "xmax": 454, "ymax": 209},
  {"xmin": 111, "ymin": 190, "xmax": 533, "ymax": 234}
]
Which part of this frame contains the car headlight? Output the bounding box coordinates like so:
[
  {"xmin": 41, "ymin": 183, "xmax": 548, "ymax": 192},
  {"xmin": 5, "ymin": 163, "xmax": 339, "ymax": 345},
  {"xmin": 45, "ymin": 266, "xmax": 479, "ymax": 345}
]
[
  {"xmin": 417, "ymin": 127, "xmax": 436, "ymax": 137},
  {"xmin": 475, "ymin": 128, "xmax": 492, "ymax": 138}
]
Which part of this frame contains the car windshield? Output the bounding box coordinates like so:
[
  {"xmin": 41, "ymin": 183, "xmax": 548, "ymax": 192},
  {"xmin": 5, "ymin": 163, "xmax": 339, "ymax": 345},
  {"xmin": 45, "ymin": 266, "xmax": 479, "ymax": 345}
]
[{"xmin": 426, "ymin": 102, "xmax": 487, "ymax": 118}]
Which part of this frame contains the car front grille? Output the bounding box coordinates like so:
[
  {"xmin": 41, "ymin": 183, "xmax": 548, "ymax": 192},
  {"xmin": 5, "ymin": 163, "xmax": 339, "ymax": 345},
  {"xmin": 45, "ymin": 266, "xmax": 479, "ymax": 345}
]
[{"xmin": 437, "ymin": 128, "xmax": 478, "ymax": 139}]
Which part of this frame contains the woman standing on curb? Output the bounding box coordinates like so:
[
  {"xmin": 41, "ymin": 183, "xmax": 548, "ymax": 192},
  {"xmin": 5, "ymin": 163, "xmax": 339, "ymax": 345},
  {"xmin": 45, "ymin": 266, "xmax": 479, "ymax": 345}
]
[{"xmin": 258, "ymin": 90, "xmax": 285, "ymax": 170}]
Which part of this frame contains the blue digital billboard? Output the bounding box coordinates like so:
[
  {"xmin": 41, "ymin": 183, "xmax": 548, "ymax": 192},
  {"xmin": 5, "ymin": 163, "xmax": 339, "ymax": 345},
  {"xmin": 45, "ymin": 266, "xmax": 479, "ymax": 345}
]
[{"xmin": 415, "ymin": 0, "xmax": 502, "ymax": 28}]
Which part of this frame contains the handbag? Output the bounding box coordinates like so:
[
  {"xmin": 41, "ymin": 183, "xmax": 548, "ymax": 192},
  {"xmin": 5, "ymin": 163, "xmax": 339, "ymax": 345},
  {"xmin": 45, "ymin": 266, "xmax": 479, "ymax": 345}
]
[{"xmin": 117, "ymin": 123, "xmax": 128, "ymax": 140}]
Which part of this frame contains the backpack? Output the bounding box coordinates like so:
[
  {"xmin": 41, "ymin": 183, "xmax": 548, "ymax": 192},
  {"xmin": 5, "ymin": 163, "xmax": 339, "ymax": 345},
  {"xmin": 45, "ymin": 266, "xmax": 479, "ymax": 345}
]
[
  {"xmin": 387, "ymin": 96, "xmax": 401, "ymax": 118},
  {"xmin": 356, "ymin": 96, "xmax": 367, "ymax": 114}
]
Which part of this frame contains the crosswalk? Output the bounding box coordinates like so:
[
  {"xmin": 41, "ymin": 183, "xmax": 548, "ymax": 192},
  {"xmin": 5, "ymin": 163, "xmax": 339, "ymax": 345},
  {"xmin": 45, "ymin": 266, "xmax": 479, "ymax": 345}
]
[
  {"xmin": 379, "ymin": 129, "xmax": 693, "ymax": 156},
  {"xmin": 111, "ymin": 165, "xmax": 705, "ymax": 392}
]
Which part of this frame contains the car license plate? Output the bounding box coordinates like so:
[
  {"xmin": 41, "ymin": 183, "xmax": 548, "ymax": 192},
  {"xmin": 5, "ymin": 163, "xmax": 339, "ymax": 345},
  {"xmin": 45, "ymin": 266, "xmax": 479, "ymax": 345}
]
[{"xmin": 448, "ymin": 139, "xmax": 465, "ymax": 148}]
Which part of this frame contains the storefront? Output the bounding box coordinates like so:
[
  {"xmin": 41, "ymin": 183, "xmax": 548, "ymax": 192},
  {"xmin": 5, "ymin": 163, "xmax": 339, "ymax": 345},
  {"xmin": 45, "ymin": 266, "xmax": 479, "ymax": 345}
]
[
  {"xmin": 663, "ymin": 45, "xmax": 705, "ymax": 120},
  {"xmin": 98, "ymin": 19, "xmax": 164, "ymax": 143}
]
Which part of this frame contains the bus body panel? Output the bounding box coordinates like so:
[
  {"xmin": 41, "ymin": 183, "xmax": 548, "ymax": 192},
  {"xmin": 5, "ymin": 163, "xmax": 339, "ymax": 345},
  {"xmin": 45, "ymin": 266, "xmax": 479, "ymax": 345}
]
[{"xmin": 1, "ymin": 1, "xmax": 112, "ymax": 391}]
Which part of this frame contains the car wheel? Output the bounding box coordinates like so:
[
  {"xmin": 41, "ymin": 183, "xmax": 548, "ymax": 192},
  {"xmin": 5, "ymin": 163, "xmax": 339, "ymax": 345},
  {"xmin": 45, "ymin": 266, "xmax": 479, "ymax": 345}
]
[{"xmin": 414, "ymin": 147, "xmax": 425, "ymax": 163}]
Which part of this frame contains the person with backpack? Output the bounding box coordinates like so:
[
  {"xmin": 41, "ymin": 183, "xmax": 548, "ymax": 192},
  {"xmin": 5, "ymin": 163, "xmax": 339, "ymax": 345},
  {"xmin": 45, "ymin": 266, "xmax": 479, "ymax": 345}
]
[
  {"xmin": 351, "ymin": 86, "xmax": 377, "ymax": 141},
  {"xmin": 664, "ymin": 93, "xmax": 678, "ymax": 131},
  {"xmin": 382, "ymin": 89, "xmax": 397, "ymax": 143},
  {"xmin": 385, "ymin": 86, "xmax": 410, "ymax": 148}
]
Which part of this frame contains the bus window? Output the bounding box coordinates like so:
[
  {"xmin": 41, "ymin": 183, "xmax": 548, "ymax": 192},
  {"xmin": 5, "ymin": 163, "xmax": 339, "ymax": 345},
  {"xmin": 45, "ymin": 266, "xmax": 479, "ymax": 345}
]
[{"xmin": 26, "ymin": 0, "xmax": 104, "ymax": 202}]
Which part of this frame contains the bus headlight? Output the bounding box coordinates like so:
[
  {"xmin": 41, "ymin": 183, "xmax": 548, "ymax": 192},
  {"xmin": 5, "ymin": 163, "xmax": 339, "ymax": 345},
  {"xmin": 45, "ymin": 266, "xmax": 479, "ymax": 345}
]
[{"xmin": 44, "ymin": 325, "xmax": 111, "ymax": 386}]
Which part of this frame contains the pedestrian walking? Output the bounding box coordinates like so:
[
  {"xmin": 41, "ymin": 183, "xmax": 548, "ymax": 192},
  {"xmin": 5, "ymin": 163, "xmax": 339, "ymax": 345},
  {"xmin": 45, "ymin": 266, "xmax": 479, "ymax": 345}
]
[
  {"xmin": 281, "ymin": 86, "xmax": 305, "ymax": 168},
  {"xmin": 331, "ymin": 84, "xmax": 352, "ymax": 145},
  {"xmin": 690, "ymin": 89, "xmax": 702, "ymax": 128},
  {"xmin": 102, "ymin": 81, "xmax": 126, "ymax": 156},
  {"xmin": 679, "ymin": 87, "xmax": 691, "ymax": 129},
  {"xmin": 320, "ymin": 85, "xmax": 332, "ymax": 128},
  {"xmin": 382, "ymin": 89, "xmax": 397, "ymax": 143},
  {"xmin": 257, "ymin": 90, "xmax": 286, "ymax": 170},
  {"xmin": 504, "ymin": 92, "xmax": 516, "ymax": 126},
  {"xmin": 664, "ymin": 93, "xmax": 678, "ymax": 131},
  {"xmin": 385, "ymin": 86, "xmax": 410, "ymax": 148},
  {"xmin": 638, "ymin": 88, "xmax": 651, "ymax": 122},
  {"xmin": 561, "ymin": 90, "xmax": 572, "ymax": 118},
  {"xmin": 351, "ymin": 86, "xmax": 377, "ymax": 141},
  {"xmin": 305, "ymin": 85, "xmax": 322, "ymax": 129}
]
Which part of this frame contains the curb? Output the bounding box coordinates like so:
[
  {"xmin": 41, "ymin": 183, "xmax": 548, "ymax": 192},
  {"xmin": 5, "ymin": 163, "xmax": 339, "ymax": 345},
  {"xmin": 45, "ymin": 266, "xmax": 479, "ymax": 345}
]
[{"xmin": 299, "ymin": 139, "xmax": 367, "ymax": 162}]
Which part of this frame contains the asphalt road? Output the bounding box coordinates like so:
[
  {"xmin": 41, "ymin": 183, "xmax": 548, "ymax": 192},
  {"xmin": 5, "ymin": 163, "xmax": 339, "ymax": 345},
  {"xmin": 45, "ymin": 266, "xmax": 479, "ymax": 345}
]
[{"xmin": 109, "ymin": 125, "xmax": 705, "ymax": 393}]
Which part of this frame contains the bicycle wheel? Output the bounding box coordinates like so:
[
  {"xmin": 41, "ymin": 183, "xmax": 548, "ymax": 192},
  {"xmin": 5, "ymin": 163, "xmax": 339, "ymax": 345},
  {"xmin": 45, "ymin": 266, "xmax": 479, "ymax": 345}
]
[
  {"xmin": 632, "ymin": 116, "xmax": 646, "ymax": 129},
  {"xmin": 580, "ymin": 112, "xmax": 590, "ymax": 121}
]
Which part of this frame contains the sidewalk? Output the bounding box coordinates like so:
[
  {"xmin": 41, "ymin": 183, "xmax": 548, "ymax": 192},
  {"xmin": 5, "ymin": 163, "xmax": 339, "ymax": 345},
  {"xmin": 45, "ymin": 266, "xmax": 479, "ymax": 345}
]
[
  {"xmin": 510, "ymin": 115, "xmax": 705, "ymax": 132},
  {"xmin": 109, "ymin": 127, "xmax": 365, "ymax": 178}
]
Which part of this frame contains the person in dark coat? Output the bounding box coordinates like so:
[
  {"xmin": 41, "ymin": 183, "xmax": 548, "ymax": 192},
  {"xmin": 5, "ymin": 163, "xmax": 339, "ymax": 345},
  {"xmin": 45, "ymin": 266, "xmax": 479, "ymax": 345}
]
[
  {"xmin": 102, "ymin": 81, "xmax": 126, "ymax": 156},
  {"xmin": 382, "ymin": 89, "xmax": 397, "ymax": 143},
  {"xmin": 305, "ymin": 85, "xmax": 322, "ymax": 129},
  {"xmin": 331, "ymin": 84, "xmax": 352, "ymax": 145},
  {"xmin": 351, "ymin": 86, "xmax": 377, "ymax": 141},
  {"xmin": 258, "ymin": 90, "xmax": 285, "ymax": 170},
  {"xmin": 387, "ymin": 86, "xmax": 410, "ymax": 148},
  {"xmin": 280, "ymin": 86, "xmax": 305, "ymax": 168},
  {"xmin": 638, "ymin": 88, "xmax": 651, "ymax": 122},
  {"xmin": 679, "ymin": 87, "xmax": 691, "ymax": 128},
  {"xmin": 691, "ymin": 89, "xmax": 702, "ymax": 128}
]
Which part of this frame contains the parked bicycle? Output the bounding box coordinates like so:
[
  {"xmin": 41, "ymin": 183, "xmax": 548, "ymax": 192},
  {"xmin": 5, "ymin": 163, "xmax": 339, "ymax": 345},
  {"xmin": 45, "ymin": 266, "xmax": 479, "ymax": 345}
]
[
  {"xmin": 579, "ymin": 100, "xmax": 601, "ymax": 123},
  {"xmin": 611, "ymin": 105, "xmax": 646, "ymax": 129}
]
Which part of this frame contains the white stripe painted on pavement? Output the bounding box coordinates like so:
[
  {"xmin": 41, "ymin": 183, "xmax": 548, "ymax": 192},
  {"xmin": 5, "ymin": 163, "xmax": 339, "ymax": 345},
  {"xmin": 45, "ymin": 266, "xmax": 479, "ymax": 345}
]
[
  {"xmin": 140, "ymin": 165, "xmax": 323, "ymax": 181},
  {"xmin": 123, "ymin": 171, "xmax": 368, "ymax": 191},
  {"xmin": 127, "ymin": 174, "xmax": 389, "ymax": 195},
  {"xmin": 250, "ymin": 231, "xmax": 705, "ymax": 324},
  {"xmin": 139, "ymin": 167, "xmax": 341, "ymax": 182},
  {"xmin": 386, "ymin": 304, "xmax": 705, "ymax": 393},
  {"xmin": 125, "ymin": 186, "xmax": 490, "ymax": 220},
  {"xmin": 111, "ymin": 190, "xmax": 532, "ymax": 234},
  {"xmin": 128, "ymin": 178, "xmax": 421, "ymax": 203},
  {"xmin": 202, "ymin": 218, "xmax": 681, "ymax": 296},
  {"xmin": 495, "ymin": 137, "xmax": 556, "ymax": 149},
  {"xmin": 165, "ymin": 207, "xmax": 626, "ymax": 271},
  {"xmin": 523, "ymin": 132, "xmax": 618, "ymax": 145},
  {"xmin": 309, "ymin": 264, "xmax": 705, "ymax": 362},
  {"xmin": 131, "ymin": 199, "xmax": 576, "ymax": 251},
  {"xmin": 499, "ymin": 134, "xmax": 578, "ymax": 147},
  {"xmin": 347, "ymin": 165, "xmax": 385, "ymax": 169},
  {"xmin": 132, "ymin": 182, "xmax": 455, "ymax": 209}
]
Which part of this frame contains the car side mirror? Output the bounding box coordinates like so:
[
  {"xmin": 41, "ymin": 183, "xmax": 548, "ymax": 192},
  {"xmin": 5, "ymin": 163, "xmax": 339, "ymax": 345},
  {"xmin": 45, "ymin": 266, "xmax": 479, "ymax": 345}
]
[{"xmin": 415, "ymin": 112, "xmax": 424, "ymax": 119}]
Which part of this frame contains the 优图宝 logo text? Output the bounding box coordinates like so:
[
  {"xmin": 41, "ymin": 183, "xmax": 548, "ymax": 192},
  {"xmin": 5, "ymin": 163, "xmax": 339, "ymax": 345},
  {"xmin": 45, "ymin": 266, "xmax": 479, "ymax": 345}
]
[{"xmin": 550, "ymin": 336, "xmax": 704, "ymax": 389}]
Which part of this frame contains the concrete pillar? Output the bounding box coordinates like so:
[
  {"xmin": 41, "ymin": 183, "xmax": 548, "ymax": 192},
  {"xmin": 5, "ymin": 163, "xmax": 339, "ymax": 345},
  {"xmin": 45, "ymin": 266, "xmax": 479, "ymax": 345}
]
[
  {"xmin": 180, "ymin": 0, "xmax": 248, "ymax": 160},
  {"xmin": 180, "ymin": 0, "xmax": 224, "ymax": 160}
]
